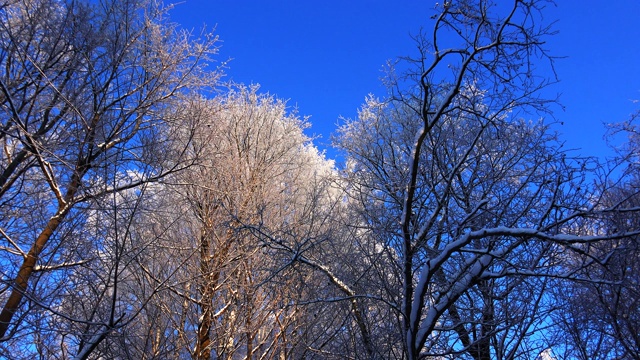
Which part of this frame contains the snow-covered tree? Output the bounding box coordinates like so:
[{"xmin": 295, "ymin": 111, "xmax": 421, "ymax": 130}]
[
  {"xmin": 129, "ymin": 86, "xmax": 336, "ymax": 360},
  {"xmin": 0, "ymin": 0, "xmax": 219, "ymax": 356},
  {"xmin": 327, "ymin": 1, "xmax": 640, "ymax": 359},
  {"xmin": 550, "ymin": 114, "xmax": 640, "ymax": 360}
]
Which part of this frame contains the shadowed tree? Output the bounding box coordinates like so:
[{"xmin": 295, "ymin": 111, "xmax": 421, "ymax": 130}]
[
  {"xmin": 320, "ymin": 1, "xmax": 640, "ymax": 359},
  {"xmin": 550, "ymin": 113, "xmax": 640, "ymax": 360}
]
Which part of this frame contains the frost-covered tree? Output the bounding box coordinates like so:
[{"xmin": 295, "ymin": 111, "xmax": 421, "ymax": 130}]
[
  {"xmin": 327, "ymin": 1, "xmax": 640, "ymax": 359},
  {"xmin": 0, "ymin": 0, "xmax": 219, "ymax": 356},
  {"xmin": 126, "ymin": 86, "xmax": 336, "ymax": 360},
  {"xmin": 550, "ymin": 113, "xmax": 640, "ymax": 360}
]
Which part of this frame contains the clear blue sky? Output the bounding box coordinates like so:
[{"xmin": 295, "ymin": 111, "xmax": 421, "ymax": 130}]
[{"xmin": 170, "ymin": 1, "xmax": 640, "ymax": 160}]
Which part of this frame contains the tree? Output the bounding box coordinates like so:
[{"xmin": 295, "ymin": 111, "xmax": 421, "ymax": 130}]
[
  {"xmin": 121, "ymin": 86, "xmax": 336, "ymax": 360},
  {"xmin": 0, "ymin": 0, "xmax": 218, "ymax": 354},
  {"xmin": 185, "ymin": 87, "xmax": 334, "ymax": 360},
  {"xmin": 550, "ymin": 113, "xmax": 640, "ymax": 360},
  {"xmin": 2, "ymin": 0, "xmax": 638, "ymax": 358},
  {"xmin": 326, "ymin": 1, "xmax": 640, "ymax": 359}
]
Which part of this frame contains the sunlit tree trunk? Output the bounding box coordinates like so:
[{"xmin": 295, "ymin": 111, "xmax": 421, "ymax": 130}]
[{"xmin": 0, "ymin": 0, "xmax": 218, "ymax": 352}]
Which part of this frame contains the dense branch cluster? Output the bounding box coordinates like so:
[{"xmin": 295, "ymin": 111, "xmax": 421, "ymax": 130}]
[{"xmin": 0, "ymin": 0, "xmax": 638, "ymax": 359}]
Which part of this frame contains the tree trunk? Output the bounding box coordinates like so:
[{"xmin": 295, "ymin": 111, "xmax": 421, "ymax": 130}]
[{"xmin": 0, "ymin": 208, "xmax": 67, "ymax": 338}]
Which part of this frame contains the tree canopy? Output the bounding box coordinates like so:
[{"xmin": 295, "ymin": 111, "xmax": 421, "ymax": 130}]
[{"xmin": 0, "ymin": 0, "xmax": 638, "ymax": 359}]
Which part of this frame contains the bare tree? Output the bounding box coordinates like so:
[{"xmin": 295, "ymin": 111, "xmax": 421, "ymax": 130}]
[
  {"xmin": 550, "ymin": 115, "xmax": 640, "ymax": 360},
  {"xmin": 326, "ymin": 1, "xmax": 640, "ymax": 359},
  {"xmin": 0, "ymin": 0, "xmax": 219, "ymax": 354},
  {"xmin": 2, "ymin": 1, "xmax": 637, "ymax": 359},
  {"xmin": 135, "ymin": 86, "xmax": 336, "ymax": 360}
]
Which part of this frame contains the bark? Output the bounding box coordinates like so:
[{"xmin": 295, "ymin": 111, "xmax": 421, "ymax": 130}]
[
  {"xmin": 0, "ymin": 208, "xmax": 67, "ymax": 338},
  {"xmin": 0, "ymin": 148, "xmax": 87, "ymax": 339}
]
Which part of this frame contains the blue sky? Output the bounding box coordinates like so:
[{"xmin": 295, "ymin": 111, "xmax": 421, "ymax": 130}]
[{"xmin": 170, "ymin": 1, "xmax": 640, "ymax": 160}]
